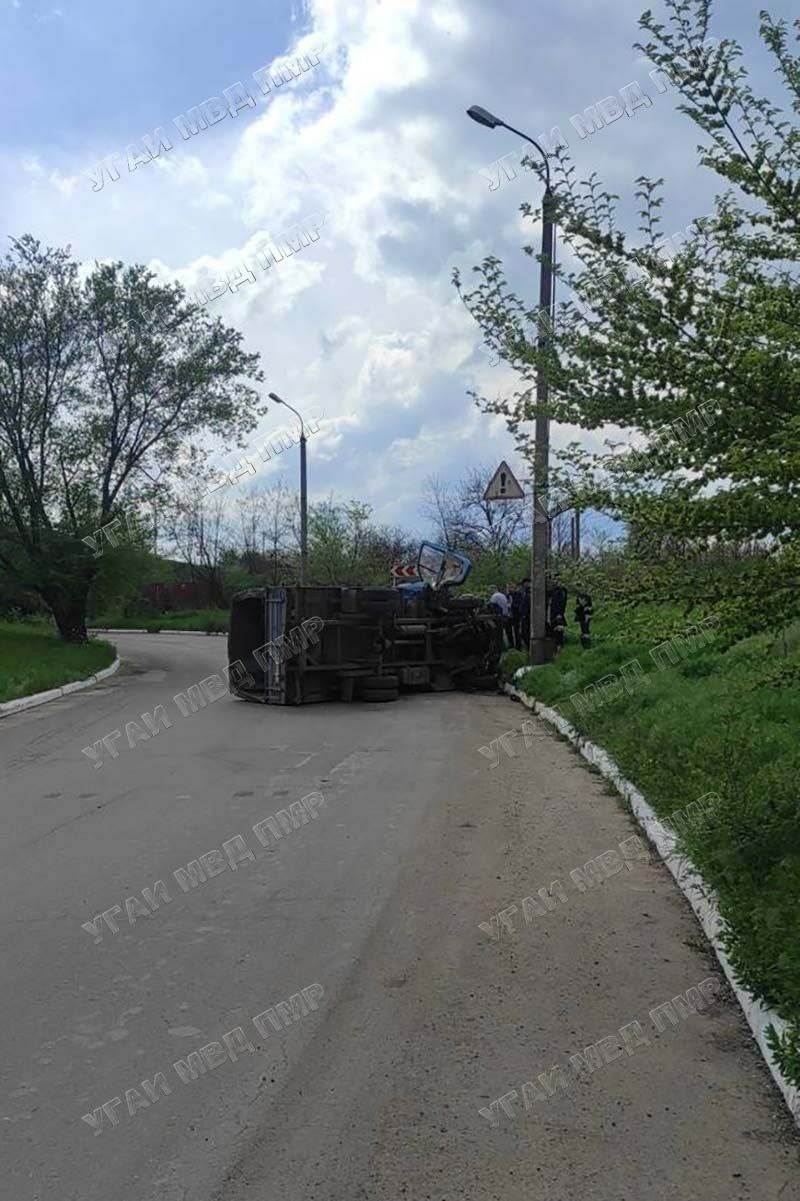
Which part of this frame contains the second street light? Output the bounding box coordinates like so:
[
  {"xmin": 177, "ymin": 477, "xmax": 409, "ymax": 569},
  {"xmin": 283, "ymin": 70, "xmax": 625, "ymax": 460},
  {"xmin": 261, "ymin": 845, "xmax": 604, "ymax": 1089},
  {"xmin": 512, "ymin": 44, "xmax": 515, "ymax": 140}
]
[
  {"xmin": 268, "ymin": 391, "xmax": 308, "ymax": 586},
  {"xmin": 466, "ymin": 104, "xmax": 556, "ymax": 665}
]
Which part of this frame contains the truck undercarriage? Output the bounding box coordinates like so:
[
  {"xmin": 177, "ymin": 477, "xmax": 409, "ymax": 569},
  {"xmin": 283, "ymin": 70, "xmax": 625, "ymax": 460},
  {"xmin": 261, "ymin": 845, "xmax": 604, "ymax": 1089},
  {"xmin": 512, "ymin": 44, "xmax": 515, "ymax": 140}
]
[{"xmin": 227, "ymin": 545, "xmax": 504, "ymax": 706}]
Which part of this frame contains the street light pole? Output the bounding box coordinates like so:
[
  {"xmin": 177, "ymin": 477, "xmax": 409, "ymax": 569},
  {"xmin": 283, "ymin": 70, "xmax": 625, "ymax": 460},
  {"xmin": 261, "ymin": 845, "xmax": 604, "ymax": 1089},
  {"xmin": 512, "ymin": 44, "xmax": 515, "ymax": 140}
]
[
  {"xmin": 466, "ymin": 106, "xmax": 556, "ymax": 665},
  {"xmin": 268, "ymin": 391, "xmax": 308, "ymax": 586},
  {"xmin": 299, "ymin": 425, "xmax": 308, "ymax": 586},
  {"xmin": 531, "ymin": 185, "xmax": 555, "ymax": 664}
]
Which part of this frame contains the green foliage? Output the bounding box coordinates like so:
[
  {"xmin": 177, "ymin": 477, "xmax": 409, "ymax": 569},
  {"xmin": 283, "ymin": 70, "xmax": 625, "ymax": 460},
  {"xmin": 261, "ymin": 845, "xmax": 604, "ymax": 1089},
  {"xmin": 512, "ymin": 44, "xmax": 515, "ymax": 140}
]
[
  {"xmin": 200, "ymin": 613, "xmax": 228, "ymax": 633},
  {"xmin": 456, "ymin": 1, "xmax": 800, "ymax": 647},
  {"xmin": 0, "ymin": 574, "xmax": 44, "ymax": 619},
  {"xmin": 223, "ymin": 565, "xmax": 271, "ymax": 595},
  {"xmin": 0, "ymin": 236, "xmax": 264, "ymax": 639},
  {"xmin": 467, "ymin": 544, "xmax": 530, "ymax": 594},
  {"xmin": 0, "ymin": 621, "xmax": 115, "ymax": 702},
  {"xmin": 306, "ymin": 498, "xmax": 417, "ymax": 586},
  {"xmin": 499, "ymin": 648, "xmax": 529, "ymax": 680},
  {"xmin": 87, "ymin": 542, "xmax": 163, "ymax": 617},
  {"xmin": 91, "ymin": 607, "xmax": 229, "ymax": 633}
]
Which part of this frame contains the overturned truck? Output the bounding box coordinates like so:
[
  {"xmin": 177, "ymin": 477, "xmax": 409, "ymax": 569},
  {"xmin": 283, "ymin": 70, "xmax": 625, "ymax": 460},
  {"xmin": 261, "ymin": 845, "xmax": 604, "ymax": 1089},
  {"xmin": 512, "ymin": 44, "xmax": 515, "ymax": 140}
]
[{"xmin": 227, "ymin": 543, "xmax": 503, "ymax": 705}]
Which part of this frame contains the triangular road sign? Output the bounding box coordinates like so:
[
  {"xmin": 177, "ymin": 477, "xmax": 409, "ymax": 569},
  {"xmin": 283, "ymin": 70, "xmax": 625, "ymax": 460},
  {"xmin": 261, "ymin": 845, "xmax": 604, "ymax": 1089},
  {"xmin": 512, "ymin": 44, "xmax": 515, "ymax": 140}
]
[{"xmin": 483, "ymin": 460, "xmax": 524, "ymax": 501}]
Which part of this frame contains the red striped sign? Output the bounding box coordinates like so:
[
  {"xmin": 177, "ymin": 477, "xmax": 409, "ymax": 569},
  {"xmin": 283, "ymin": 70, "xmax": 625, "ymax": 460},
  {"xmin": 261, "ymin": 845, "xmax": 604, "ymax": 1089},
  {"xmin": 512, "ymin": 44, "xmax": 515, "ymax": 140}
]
[{"xmin": 391, "ymin": 563, "xmax": 420, "ymax": 579}]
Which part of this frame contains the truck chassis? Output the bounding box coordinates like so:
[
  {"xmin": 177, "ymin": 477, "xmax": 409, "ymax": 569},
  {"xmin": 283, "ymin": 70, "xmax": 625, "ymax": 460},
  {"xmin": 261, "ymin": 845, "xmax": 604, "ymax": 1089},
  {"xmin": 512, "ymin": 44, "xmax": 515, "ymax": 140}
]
[{"xmin": 227, "ymin": 583, "xmax": 503, "ymax": 706}]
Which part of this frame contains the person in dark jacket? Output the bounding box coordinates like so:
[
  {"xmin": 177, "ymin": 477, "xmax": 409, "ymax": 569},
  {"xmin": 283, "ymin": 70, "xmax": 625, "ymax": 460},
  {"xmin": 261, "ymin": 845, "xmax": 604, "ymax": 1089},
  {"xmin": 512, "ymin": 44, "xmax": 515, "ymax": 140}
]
[
  {"xmin": 507, "ymin": 583, "xmax": 520, "ymax": 648},
  {"xmin": 517, "ymin": 577, "xmax": 531, "ymax": 651},
  {"xmin": 548, "ymin": 580, "xmax": 568, "ymax": 652},
  {"xmin": 575, "ymin": 591, "xmax": 593, "ymax": 648}
]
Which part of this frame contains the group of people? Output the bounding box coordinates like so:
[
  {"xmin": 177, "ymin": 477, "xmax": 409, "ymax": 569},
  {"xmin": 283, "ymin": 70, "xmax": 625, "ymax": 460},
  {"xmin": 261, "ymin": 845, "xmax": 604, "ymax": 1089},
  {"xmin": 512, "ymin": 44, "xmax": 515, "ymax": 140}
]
[
  {"xmin": 488, "ymin": 578, "xmax": 531, "ymax": 651},
  {"xmin": 487, "ymin": 580, "xmax": 594, "ymax": 654}
]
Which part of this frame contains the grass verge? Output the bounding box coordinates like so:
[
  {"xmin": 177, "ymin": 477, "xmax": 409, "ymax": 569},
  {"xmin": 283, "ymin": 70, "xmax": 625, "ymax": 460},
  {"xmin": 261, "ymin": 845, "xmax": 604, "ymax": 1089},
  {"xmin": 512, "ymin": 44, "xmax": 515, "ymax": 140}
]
[
  {"xmin": 501, "ymin": 612, "xmax": 800, "ymax": 1089},
  {"xmin": 91, "ymin": 608, "xmax": 228, "ymax": 633},
  {"xmin": 0, "ymin": 621, "xmax": 116, "ymax": 704}
]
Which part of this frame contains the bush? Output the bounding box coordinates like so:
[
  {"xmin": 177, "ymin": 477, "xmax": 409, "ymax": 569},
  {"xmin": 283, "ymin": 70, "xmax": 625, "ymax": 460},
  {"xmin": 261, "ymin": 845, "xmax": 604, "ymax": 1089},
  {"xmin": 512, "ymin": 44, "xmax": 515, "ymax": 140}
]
[
  {"xmin": 500, "ymin": 648, "xmax": 529, "ymax": 680},
  {"xmin": 91, "ymin": 608, "xmax": 228, "ymax": 632},
  {"xmin": 202, "ymin": 614, "xmax": 227, "ymax": 633}
]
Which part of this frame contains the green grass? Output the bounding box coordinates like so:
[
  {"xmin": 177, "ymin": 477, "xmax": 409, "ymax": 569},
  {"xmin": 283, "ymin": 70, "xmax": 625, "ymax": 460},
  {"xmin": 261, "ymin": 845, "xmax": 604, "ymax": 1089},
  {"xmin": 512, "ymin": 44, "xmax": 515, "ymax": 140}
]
[
  {"xmin": 91, "ymin": 608, "xmax": 229, "ymax": 633},
  {"xmin": 503, "ymin": 610, "xmax": 800, "ymax": 1089},
  {"xmin": 0, "ymin": 621, "xmax": 116, "ymax": 704},
  {"xmin": 499, "ymin": 648, "xmax": 530, "ymax": 681}
]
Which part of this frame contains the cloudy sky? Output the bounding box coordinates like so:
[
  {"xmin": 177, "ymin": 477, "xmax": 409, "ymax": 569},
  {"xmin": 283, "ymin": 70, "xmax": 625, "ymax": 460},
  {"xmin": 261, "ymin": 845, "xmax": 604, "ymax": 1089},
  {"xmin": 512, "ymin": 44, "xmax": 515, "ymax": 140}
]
[{"xmin": 3, "ymin": 0, "xmax": 791, "ymax": 540}]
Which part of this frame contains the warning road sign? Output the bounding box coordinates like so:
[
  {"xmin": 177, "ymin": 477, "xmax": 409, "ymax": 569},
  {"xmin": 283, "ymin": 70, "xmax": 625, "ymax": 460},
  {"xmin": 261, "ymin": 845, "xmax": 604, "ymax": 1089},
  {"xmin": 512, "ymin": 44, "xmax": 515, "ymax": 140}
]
[
  {"xmin": 391, "ymin": 563, "xmax": 420, "ymax": 579},
  {"xmin": 483, "ymin": 461, "xmax": 524, "ymax": 501}
]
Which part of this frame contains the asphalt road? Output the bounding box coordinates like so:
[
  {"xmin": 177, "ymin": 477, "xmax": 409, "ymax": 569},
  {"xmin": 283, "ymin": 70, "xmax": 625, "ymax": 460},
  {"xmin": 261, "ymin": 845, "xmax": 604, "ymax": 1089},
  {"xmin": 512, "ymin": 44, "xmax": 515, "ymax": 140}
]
[{"xmin": 1, "ymin": 633, "xmax": 798, "ymax": 1201}]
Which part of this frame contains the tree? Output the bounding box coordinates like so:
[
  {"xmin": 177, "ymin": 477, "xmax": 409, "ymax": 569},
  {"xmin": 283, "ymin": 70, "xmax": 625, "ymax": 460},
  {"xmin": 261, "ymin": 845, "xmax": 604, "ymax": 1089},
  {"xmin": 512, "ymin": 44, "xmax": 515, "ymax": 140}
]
[
  {"xmin": 164, "ymin": 486, "xmax": 232, "ymax": 609},
  {"xmin": 305, "ymin": 498, "xmax": 417, "ymax": 585},
  {"xmin": 421, "ymin": 475, "xmax": 458, "ymax": 548},
  {"xmin": 455, "ymin": 2, "xmax": 800, "ymax": 644},
  {"xmin": 307, "ymin": 498, "xmax": 372, "ymax": 584},
  {"xmin": 0, "ymin": 237, "xmax": 264, "ymax": 639},
  {"xmin": 422, "ymin": 465, "xmax": 530, "ymax": 555},
  {"xmin": 452, "ymin": 465, "xmax": 530, "ymax": 555},
  {"xmin": 233, "ymin": 479, "xmax": 297, "ymax": 582},
  {"xmin": 367, "ymin": 522, "xmax": 419, "ymax": 576}
]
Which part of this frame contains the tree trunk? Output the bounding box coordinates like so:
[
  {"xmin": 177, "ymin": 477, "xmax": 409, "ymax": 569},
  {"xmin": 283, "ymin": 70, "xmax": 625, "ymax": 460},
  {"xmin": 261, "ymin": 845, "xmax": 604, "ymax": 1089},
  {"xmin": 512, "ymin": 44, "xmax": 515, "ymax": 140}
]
[
  {"xmin": 40, "ymin": 582, "xmax": 90, "ymax": 642},
  {"xmin": 50, "ymin": 600, "xmax": 89, "ymax": 642},
  {"xmin": 207, "ymin": 568, "xmax": 226, "ymax": 610}
]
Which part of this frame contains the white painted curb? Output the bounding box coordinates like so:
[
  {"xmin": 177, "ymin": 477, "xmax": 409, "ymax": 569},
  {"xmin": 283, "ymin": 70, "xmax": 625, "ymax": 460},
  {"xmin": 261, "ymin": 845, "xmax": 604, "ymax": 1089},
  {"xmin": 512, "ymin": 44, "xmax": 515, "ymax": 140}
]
[
  {"xmin": 504, "ymin": 681, "xmax": 800, "ymax": 1128},
  {"xmin": 89, "ymin": 627, "xmax": 148, "ymax": 634},
  {"xmin": 88, "ymin": 628, "xmax": 226, "ymax": 636},
  {"xmin": 0, "ymin": 658, "xmax": 121, "ymax": 720}
]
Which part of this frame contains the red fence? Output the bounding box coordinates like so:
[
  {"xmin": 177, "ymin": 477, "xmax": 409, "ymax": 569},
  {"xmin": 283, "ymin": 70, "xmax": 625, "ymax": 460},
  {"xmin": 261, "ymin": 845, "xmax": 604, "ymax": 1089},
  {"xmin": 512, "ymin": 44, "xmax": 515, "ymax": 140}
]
[{"xmin": 142, "ymin": 581, "xmax": 214, "ymax": 611}]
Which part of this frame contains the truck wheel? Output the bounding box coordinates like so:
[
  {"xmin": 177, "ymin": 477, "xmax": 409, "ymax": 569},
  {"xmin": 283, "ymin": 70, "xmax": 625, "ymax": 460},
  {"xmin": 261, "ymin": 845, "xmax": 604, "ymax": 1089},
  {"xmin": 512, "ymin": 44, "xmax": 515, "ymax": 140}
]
[
  {"xmin": 361, "ymin": 687, "xmax": 399, "ymax": 703},
  {"xmin": 463, "ymin": 673, "xmax": 498, "ymax": 691},
  {"xmin": 360, "ymin": 674, "xmax": 399, "ymax": 690}
]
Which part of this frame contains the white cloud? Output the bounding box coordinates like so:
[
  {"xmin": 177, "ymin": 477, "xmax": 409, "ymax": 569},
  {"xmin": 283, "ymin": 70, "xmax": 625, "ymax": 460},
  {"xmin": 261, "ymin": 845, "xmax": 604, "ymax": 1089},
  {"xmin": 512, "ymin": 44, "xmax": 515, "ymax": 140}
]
[{"xmin": 0, "ymin": 0, "xmax": 727, "ymax": 536}]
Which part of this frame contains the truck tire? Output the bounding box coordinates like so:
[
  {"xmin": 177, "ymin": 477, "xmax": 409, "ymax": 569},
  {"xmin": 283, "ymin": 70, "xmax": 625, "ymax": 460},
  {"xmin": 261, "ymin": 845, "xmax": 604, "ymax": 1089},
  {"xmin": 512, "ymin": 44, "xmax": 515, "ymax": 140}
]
[
  {"xmin": 463, "ymin": 673, "xmax": 498, "ymax": 691},
  {"xmin": 359, "ymin": 674, "xmax": 399, "ymax": 690},
  {"xmin": 361, "ymin": 687, "xmax": 399, "ymax": 703}
]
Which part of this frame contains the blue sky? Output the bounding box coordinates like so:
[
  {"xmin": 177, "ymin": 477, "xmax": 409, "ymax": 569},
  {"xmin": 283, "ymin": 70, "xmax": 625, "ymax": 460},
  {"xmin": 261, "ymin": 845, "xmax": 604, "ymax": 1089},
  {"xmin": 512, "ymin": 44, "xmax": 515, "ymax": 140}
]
[
  {"xmin": 3, "ymin": 0, "xmax": 794, "ymax": 542},
  {"xmin": 7, "ymin": 0, "xmax": 296, "ymax": 151}
]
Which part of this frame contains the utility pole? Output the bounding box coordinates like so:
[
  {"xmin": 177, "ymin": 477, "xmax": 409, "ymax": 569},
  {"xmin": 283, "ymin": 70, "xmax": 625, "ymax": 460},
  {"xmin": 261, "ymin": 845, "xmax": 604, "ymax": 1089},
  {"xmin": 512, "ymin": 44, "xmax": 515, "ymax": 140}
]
[
  {"xmin": 529, "ymin": 186, "xmax": 555, "ymax": 663},
  {"xmin": 468, "ymin": 102, "xmax": 554, "ymax": 662},
  {"xmin": 466, "ymin": 104, "xmax": 556, "ymax": 664}
]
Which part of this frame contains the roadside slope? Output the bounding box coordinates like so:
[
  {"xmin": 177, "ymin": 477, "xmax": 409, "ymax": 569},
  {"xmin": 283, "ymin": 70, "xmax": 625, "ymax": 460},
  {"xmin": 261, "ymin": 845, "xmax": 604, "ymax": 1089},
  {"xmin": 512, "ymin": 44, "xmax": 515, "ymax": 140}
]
[
  {"xmin": 0, "ymin": 620, "xmax": 115, "ymax": 703},
  {"xmin": 507, "ymin": 617, "xmax": 800, "ymax": 1092}
]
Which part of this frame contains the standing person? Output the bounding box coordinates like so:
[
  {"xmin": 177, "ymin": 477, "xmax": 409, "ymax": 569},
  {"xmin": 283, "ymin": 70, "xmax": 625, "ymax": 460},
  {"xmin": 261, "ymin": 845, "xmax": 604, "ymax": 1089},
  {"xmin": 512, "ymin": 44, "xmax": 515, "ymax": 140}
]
[
  {"xmin": 504, "ymin": 582, "xmax": 516, "ymax": 648},
  {"xmin": 488, "ymin": 584, "xmax": 510, "ymax": 646},
  {"xmin": 519, "ymin": 576, "xmax": 531, "ymax": 652},
  {"xmin": 575, "ymin": 591, "xmax": 593, "ymax": 648},
  {"xmin": 548, "ymin": 579, "xmax": 568, "ymax": 653},
  {"xmin": 510, "ymin": 582, "xmax": 525, "ymax": 650}
]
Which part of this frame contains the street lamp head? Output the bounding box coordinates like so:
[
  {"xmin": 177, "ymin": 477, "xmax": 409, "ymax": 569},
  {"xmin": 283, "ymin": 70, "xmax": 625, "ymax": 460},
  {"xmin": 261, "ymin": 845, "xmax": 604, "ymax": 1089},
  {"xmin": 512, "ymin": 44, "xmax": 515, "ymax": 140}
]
[
  {"xmin": 467, "ymin": 104, "xmax": 504, "ymax": 129},
  {"xmin": 268, "ymin": 391, "xmax": 284, "ymax": 404}
]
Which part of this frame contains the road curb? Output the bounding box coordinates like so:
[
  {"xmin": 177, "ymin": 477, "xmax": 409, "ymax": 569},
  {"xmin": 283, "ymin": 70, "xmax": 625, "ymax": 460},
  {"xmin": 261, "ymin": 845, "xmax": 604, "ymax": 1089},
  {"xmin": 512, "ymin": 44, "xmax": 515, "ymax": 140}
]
[
  {"xmin": 504, "ymin": 680, "xmax": 800, "ymax": 1129},
  {"xmin": 88, "ymin": 628, "xmax": 227, "ymax": 636},
  {"xmin": 0, "ymin": 658, "xmax": 121, "ymax": 720}
]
